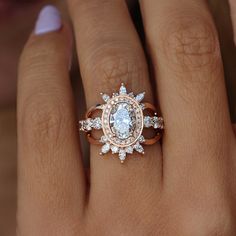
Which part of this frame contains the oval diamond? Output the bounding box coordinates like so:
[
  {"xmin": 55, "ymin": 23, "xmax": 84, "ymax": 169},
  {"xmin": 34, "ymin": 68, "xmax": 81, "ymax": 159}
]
[
  {"xmin": 102, "ymin": 95, "xmax": 143, "ymax": 147},
  {"xmin": 110, "ymin": 103, "xmax": 135, "ymax": 140}
]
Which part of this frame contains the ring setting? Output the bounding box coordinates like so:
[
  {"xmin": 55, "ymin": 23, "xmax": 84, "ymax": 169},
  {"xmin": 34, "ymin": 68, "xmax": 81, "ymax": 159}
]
[{"xmin": 79, "ymin": 83, "xmax": 164, "ymax": 163}]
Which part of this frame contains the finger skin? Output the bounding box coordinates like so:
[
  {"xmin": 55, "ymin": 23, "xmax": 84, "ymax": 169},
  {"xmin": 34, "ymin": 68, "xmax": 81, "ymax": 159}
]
[
  {"xmin": 17, "ymin": 22, "xmax": 86, "ymax": 235},
  {"xmin": 228, "ymin": 0, "xmax": 236, "ymax": 142},
  {"xmin": 67, "ymin": 0, "xmax": 163, "ymax": 228},
  {"xmin": 140, "ymin": 0, "xmax": 235, "ymax": 176},
  {"xmin": 229, "ymin": 0, "xmax": 236, "ymax": 44},
  {"xmin": 139, "ymin": 2, "xmax": 236, "ymax": 236}
]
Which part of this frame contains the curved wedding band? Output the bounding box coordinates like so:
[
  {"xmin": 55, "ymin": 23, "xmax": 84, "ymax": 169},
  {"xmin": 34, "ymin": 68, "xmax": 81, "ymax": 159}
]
[{"xmin": 79, "ymin": 83, "xmax": 164, "ymax": 163}]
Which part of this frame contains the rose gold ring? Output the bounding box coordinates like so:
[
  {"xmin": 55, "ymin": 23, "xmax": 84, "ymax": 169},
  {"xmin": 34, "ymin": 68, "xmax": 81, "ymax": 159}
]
[{"xmin": 79, "ymin": 83, "xmax": 164, "ymax": 163}]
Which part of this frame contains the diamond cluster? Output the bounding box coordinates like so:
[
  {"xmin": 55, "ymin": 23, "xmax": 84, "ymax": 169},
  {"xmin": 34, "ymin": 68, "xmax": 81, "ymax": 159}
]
[
  {"xmin": 79, "ymin": 83, "xmax": 164, "ymax": 163},
  {"xmin": 99, "ymin": 84, "xmax": 146, "ymax": 162},
  {"xmin": 100, "ymin": 134, "xmax": 145, "ymax": 162},
  {"xmin": 144, "ymin": 116, "xmax": 164, "ymax": 129},
  {"xmin": 102, "ymin": 95, "xmax": 143, "ymax": 147},
  {"xmin": 79, "ymin": 117, "xmax": 102, "ymax": 132}
]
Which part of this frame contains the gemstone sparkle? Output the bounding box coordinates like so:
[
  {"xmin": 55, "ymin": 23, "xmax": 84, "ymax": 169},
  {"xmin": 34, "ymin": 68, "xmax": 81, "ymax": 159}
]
[{"xmin": 110, "ymin": 103, "xmax": 135, "ymax": 140}]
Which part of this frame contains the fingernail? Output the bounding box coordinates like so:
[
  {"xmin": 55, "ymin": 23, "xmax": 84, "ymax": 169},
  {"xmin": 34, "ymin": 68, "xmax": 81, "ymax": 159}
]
[{"xmin": 35, "ymin": 5, "xmax": 62, "ymax": 35}]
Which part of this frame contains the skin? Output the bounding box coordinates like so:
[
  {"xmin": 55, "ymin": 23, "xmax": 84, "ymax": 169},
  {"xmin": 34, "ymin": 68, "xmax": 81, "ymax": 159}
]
[
  {"xmin": 0, "ymin": 0, "xmax": 60, "ymax": 106},
  {"xmin": 16, "ymin": 0, "xmax": 236, "ymax": 235},
  {"xmin": 229, "ymin": 0, "xmax": 236, "ymax": 44},
  {"xmin": 0, "ymin": 1, "xmax": 135, "ymax": 106}
]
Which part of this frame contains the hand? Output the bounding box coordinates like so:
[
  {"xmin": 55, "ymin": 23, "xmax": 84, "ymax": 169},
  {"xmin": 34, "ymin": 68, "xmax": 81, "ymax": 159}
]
[{"xmin": 17, "ymin": 1, "xmax": 236, "ymax": 235}]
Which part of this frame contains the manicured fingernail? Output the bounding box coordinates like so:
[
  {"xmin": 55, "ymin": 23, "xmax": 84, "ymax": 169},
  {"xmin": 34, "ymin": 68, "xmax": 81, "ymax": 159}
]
[{"xmin": 35, "ymin": 5, "xmax": 62, "ymax": 35}]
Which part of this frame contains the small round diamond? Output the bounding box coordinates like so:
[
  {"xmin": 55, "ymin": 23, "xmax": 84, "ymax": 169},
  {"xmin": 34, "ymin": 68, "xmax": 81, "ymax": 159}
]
[
  {"xmin": 144, "ymin": 116, "xmax": 152, "ymax": 128},
  {"xmin": 102, "ymin": 94, "xmax": 110, "ymax": 102}
]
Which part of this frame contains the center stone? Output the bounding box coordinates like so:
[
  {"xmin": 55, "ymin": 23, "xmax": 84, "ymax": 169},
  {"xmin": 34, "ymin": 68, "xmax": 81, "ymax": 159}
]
[{"xmin": 110, "ymin": 103, "xmax": 135, "ymax": 140}]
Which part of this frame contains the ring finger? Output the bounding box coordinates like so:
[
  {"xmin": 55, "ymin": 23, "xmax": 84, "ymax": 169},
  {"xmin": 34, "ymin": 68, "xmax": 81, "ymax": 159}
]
[{"xmin": 67, "ymin": 0, "xmax": 163, "ymax": 214}]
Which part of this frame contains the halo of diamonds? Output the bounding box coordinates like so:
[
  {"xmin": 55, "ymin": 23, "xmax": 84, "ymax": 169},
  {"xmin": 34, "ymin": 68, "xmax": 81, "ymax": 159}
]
[
  {"xmin": 102, "ymin": 95, "xmax": 143, "ymax": 147},
  {"xmin": 79, "ymin": 83, "xmax": 164, "ymax": 163}
]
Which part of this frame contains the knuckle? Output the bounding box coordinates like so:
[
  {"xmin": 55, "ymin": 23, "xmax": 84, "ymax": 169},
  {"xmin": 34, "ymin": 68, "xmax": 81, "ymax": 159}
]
[
  {"xmin": 19, "ymin": 95, "xmax": 68, "ymax": 151},
  {"xmin": 84, "ymin": 46, "xmax": 145, "ymax": 92},
  {"xmin": 161, "ymin": 15, "xmax": 221, "ymax": 72}
]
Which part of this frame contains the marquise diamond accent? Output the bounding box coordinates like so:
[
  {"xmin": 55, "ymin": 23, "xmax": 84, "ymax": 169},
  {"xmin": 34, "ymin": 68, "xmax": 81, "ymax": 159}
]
[
  {"xmin": 80, "ymin": 118, "xmax": 102, "ymax": 132},
  {"xmin": 119, "ymin": 83, "xmax": 127, "ymax": 95},
  {"xmin": 134, "ymin": 142, "xmax": 144, "ymax": 154},
  {"xmin": 135, "ymin": 92, "xmax": 145, "ymax": 102},
  {"xmin": 101, "ymin": 143, "xmax": 110, "ymax": 154},
  {"xmin": 111, "ymin": 145, "xmax": 119, "ymax": 154},
  {"xmin": 125, "ymin": 146, "xmax": 134, "ymax": 154},
  {"xmin": 119, "ymin": 149, "xmax": 126, "ymax": 162}
]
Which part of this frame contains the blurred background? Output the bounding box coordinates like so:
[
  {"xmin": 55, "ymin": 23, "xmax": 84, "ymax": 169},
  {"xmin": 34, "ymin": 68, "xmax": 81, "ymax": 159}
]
[{"xmin": 0, "ymin": 0, "xmax": 235, "ymax": 235}]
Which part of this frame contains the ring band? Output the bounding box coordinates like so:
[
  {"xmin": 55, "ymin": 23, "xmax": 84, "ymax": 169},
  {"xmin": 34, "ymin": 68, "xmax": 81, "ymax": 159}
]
[{"xmin": 79, "ymin": 83, "xmax": 164, "ymax": 163}]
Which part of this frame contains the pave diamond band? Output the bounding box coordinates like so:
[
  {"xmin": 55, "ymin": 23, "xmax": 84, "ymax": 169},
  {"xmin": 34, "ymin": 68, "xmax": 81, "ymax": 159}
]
[
  {"xmin": 79, "ymin": 83, "xmax": 164, "ymax": 163},
  {"xmin": 80, "ymin": 117, "xmax": 102, "ymax": 132},
  {"xmin": 144, "ymin": 116, "xmax": 164, "ymax": 129}
]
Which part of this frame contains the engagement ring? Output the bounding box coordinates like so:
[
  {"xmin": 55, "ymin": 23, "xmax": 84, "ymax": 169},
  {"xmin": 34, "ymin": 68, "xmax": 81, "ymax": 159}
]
[{"xmin": 79, "ymin": 83, "xmax": 164, "ymax": 163}]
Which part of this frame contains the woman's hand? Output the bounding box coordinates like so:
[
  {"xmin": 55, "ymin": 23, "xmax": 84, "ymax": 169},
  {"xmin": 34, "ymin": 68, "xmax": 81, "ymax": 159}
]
[{"xmin": 17, "ymin": 1, "xmax": 236, "ymax": 235}]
